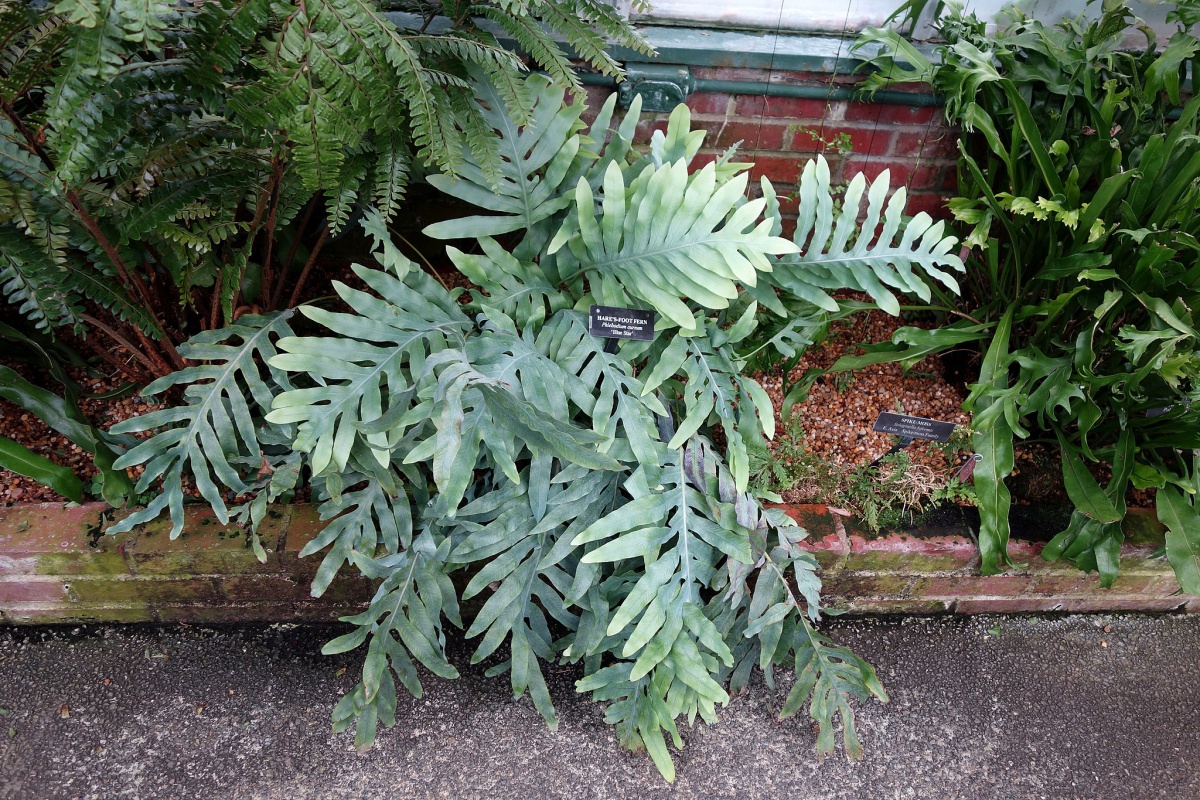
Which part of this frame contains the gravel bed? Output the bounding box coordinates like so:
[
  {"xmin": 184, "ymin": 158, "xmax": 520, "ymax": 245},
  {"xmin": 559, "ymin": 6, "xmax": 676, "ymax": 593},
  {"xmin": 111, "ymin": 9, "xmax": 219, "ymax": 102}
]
[{"xmin": 756, "ymin": 303, "xmax": 972, "ymax": 471}]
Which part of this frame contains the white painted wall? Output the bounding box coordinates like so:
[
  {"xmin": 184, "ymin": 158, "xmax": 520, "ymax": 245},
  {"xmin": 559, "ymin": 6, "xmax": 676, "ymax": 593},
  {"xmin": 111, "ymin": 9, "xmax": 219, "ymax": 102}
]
[{"xmin": 631, "ymin": 0, "xmax": 1180, "ymax": 40}]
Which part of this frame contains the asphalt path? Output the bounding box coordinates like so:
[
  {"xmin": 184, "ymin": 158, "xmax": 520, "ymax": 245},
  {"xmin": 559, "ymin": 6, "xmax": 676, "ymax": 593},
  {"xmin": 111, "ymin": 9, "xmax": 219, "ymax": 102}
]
[{"xmin": 1, "ymin": 614, "xmax": 1197, "ymax": 800}]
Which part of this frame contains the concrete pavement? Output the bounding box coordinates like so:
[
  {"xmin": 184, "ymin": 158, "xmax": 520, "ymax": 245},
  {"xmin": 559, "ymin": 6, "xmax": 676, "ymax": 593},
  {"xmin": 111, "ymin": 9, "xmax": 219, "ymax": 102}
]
[{"xmin": 1, "ymin": 614, "xmax": 1197, "ymax": 800}]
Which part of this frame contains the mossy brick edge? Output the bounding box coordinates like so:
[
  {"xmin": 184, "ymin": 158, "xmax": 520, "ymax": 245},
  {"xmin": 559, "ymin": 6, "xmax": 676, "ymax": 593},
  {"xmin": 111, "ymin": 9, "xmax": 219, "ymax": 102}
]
[{"xmin": 0, "ymin": 502, "xmax": 1196, "ymax": 625}]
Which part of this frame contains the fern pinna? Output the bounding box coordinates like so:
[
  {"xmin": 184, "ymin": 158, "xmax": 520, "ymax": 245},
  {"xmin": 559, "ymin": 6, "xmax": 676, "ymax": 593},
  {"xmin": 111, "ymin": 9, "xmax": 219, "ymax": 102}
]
[
  {"xmin": 0, "ymin": 0, "xmax": 651, "ymax": 382},
  {"xmin": 110, "ymin": 75, "xmax": 962, "ymax": 779}
]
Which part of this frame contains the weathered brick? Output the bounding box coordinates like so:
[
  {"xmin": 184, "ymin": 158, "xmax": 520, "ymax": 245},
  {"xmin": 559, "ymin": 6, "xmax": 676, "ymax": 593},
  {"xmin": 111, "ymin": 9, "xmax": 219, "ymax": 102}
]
[
  {"xmin": 796, "ymin": 534, "xmax": 844, "ymax": 573},
  {"xmin": 1145, "ymin": 574, "xmax": 1184, "ymax": 595},
  {"xmin": 940, "ymin": 166, "xmax": 959, "ymax": 192},
  {"xmin": 955, "ymin": 597, "xmax": 1071, "ymax": 614},
  {"xmin": 836, "ymin": 515, "xmax": 878, "ymax": 542},
  {"xmin": 909, "ymin": 574, "xmax": 1036, "ymax": 597},
  {"xmin": 33, "ymin": 544, "xmax": 130, "ymax": 577},
  {"xmin": 711, "ymin": 120, "xmax": 788, "ymax": 151},
  {"xmin": 5, "ymin": 499, "xmax": 1195, "ymax": 625},
  {"xmin": 577, "ymin": 86, "xmax": 615, "ymax": 124},
  {"xmin": 1056, "ymin": 596, "xmax": 1187, "ymax": 613},
  {"xmin": 777, "ymin": 504, "xmax": 842, "ymax": 541},
  {"xmin": 746, "ymin": 154, "xmax": 810, "ymax": 185},
  {"xmin": 152, "ymin": 603, "xmax": 304, "ymax": 625},
  {"xmin": 584, "ymin": 85, "xmax": 612, "ymax": 109},
  {"xmin": 281, "ymin": 504, "xmax": 331, "ymax": 575},
  {"xmin": 845, "ymin": 101, "xmax": 939, "ymax": 125},
  {"xmin": 853, "ymin": 158, "xmax": 942, "ymax": 190},
  {"xmin": 2, "ymin": 603, "xmax": 154, "ymax": 625},
  {"xmin": 0, "ymin": 503, "xmax": 104, "ymax": 550},
  {"xmin": 633, "ymin": 117, "xmax": 671, "ymax": 142},
  {"xmin": 1122, "ymin": 509, "xmax": 1166, "ymax": 546},
  {"xmin": 1104, "ymin": 574, "xmax": 1158, "ymax": 594},
  {"xmin": 685, "ymin": 92, "xmax": 734, "ymax": 115},
  {"xmin": 830, "ymin": 597, "xmax": 949, "ymax": 614},
  {"xmin": 129, "ymin": 506, "xmax": 287, "ymax": 575},
  {"xmin": 772, "ymin": 191, "xmax": 801, "ymax": 217},
  {"xmin": 790, "ymin": 124, "xmax": 882, "ymax": 157},
  {"xmin": 1111, "ymin": 552, "xmax": 1172, "ymax": 576},
  {"xmin": 735, "ymin": 94, "xmax": 833, "ymax": 120},
  {"xmin": 1021, "ymin": 548, "xmax": 1099, "ymax": 575},
  {"xmin": 320, "ymin": 576, "xmax": 376, "ymax": 605},
  {"xmin": 891, "ymin": 129, "xmax": 961, "ymax": 159},
  {"xmin": 903, "ymin": 192, "xmax": 952, "ymax": 218},
  {"xmin": 1028, "ymin": 574, "xmax": 1105, "ymax": 595},
  {"xmin": 289, "ymin": 602, "xmax": 369, "ymax": 623},
  {"xmin": 0, "ymin": 503, "xmax": 129, "ymax": 576},
  {"xmin": 844, "ymin": 534, "xmax": 977, "ymax": 573},
  {"xmin": 0, "ymin": 553, "xmax": 41, "ymax": 576},
  {"xmin": 65, "ymin": 576, "xmax": 223, "ymax": 605},
  {"xmin": 823, "ymin": 572, "xmax": 915, "ymax": 597},
  {"xmin": 0, "ymin": 577, "xmax": 67, "ymax": 603},
  {"xmin": 219, "ymin": 575, "xmax": 311, "ymax": 603}
]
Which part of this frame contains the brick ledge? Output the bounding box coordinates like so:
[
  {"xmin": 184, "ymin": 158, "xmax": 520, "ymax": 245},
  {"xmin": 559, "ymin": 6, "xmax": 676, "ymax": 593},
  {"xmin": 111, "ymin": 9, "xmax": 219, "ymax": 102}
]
[{"xmin": 0, "ymin": 502, "xmax": 1194, "ymax": 624}]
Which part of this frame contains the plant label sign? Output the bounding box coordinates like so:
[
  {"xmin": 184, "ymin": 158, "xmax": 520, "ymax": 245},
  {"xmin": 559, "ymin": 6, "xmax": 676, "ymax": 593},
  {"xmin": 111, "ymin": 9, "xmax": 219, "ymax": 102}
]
[
  {"xmin": 872, "ymin": 412, "xmax": 956, "ymax": 442},
  {"xmin": 589, "ymin": 305, "xmax": 655, "ymax": 341}
]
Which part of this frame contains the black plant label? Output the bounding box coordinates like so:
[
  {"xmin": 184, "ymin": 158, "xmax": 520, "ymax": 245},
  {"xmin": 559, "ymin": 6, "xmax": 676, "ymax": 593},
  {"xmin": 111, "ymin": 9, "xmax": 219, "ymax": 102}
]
[
  {"xmin": 872, "ymin": 412, "xmax": 957, "ymax": 442},
  {"xmin": 588, "ymin": 305, "xmax": 655, "ymax": 341}
]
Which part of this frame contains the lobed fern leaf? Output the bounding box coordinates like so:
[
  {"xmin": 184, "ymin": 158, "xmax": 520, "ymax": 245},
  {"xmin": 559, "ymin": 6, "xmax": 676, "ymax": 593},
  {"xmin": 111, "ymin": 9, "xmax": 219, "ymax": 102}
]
[
  {"xmin": 424, "ymin": 71, "xmax": 588, "ymax": 239},
  {"xmin": 771, "ymin": 156, "xmax": 965, "ymax": 316},
  {"xmin": 552, "ymin": 156, "xmax": 798, "ymax": 329},
  {"xmin": 109, "ymin": 311, "xmax": 296, "ymax": 537}
]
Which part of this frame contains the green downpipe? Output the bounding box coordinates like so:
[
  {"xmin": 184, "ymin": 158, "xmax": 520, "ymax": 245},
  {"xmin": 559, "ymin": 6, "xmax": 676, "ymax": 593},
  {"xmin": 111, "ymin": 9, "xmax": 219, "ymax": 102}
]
[
  {"xmin": 577, "ymin": 68, "xmax": 942, "ymax": 109},
  {"xmin": 691, "ymin": 79, "xmax": 942, "ymax": 107}
]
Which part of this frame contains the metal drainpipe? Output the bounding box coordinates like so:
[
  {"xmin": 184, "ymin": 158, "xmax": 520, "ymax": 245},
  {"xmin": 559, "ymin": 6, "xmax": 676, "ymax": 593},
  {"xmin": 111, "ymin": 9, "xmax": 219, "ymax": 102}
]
[
  {"xmin": 575, "ymin": 68, "xmax": 942, "ymax": 110},
  {"xmin": 581, "ymin": 62, "xmax": 1186, "ymax": 118},
  {"xmin": 692, "ymin": 79, "xmax": 942, "ymax": 108}
]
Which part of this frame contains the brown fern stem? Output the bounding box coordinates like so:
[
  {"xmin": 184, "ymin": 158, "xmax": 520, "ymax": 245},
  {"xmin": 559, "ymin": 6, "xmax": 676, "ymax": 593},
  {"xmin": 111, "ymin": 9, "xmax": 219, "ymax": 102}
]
[
  {"xmin": 80, "ymin": 337, "xmax": 153, "ymax": 386},
  {"xmin": 80, "ymin": 314, "xmax": 161, "ymax": 375},
  {"xmin": 278, "ymin": 196, "xmax": 318, "ymax": 301},
  {"xmin": 284, "ymin": 222, "xmax": 330, "ymax": 310},
  {"xmin": 256, "ymin": 154, "xmax": 285, "ymax": 308}
]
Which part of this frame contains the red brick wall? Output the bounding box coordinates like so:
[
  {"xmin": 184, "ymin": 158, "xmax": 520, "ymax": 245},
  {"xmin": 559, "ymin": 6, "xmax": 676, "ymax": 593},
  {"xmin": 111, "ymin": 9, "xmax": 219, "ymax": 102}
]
[
  {"xmin": 2, "ymin": 502, "xmax": 1195, "ymax": 624},
  {"xmin": 583, "ymin": 66, "xmax": 959, "ymax": 230}
]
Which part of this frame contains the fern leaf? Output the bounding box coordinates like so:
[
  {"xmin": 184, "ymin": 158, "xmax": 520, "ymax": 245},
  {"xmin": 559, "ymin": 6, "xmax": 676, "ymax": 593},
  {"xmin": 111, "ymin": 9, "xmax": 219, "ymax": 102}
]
[
  {"xmin": 445, "ymin": 236, "xmax": 571, "ymax": 330},
  {"xmin": 773, "ymin": 155, "xmax": 964, "ymax": 316},
  {"xmin": 109, "ymin": 311, "xmax": 296, "ymax": 537},
  {"xmin": 329, "ymin": 526, "xmax": 460, "ymax": 751},
  {"xmin": 423, "ymin": 71, "xmax": 587, "ymax": 239},
  {"xmin": 301, "ymin": 472, "xmax": 415, "ymax": 596},
  {"xmin": 45, "ymin": 0, "xmax": 126, "ymax": 134},
  {"xmin": 541, "ymin": 309, "xmax": 666, "ymax": 474},
  {"xmin": 552, "ymin": 158, "xmax": 797, "ymax": 329},
  {"xmin": 370, "ymin": 129, "xmax": 412, "ymax": 222},
  {"xmin": 0, "ymin": 225, "xmax": 77, "ymax": 330},
  {"xmin": 538, "ymin": 1, "xmax": 623, "ymax": 79},
  {"xmin": 451, "ymin": 461, "xmax": 619, "ymax": 728},
  {"xmin": 477, "ymin": 5, "xmax": 580, "ymax": 93},
  {"xmin": 266, "ymin": 233, "xmax": 473, "ymax": 477},
  {"xmin": 61, "ymin": 255, "xmax": 154, "ymax": 332},
  {"xmin": 0, "ymin": 12, "xmax": 69, "ymax": 102}
]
